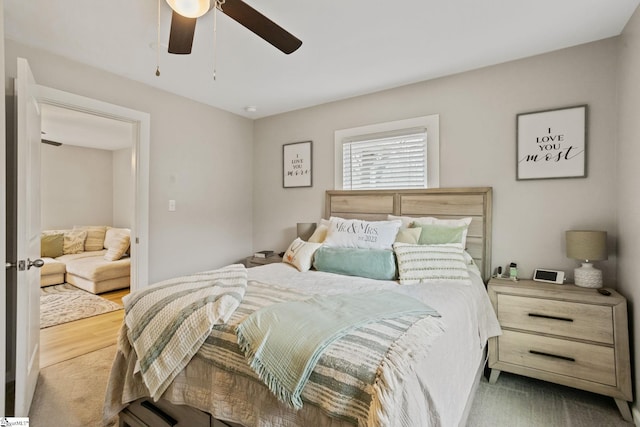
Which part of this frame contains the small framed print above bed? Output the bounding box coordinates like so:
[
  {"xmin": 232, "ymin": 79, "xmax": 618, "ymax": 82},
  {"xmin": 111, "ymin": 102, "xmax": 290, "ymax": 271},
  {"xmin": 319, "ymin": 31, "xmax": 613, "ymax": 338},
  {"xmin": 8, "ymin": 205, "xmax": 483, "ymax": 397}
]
[
  {"xmin": 283, "ymin": 141, "xmax": 312, "ymax": 188},
  {"xmin": 516, "ymin": 105, "xmax": 587, "ymax": 180}
]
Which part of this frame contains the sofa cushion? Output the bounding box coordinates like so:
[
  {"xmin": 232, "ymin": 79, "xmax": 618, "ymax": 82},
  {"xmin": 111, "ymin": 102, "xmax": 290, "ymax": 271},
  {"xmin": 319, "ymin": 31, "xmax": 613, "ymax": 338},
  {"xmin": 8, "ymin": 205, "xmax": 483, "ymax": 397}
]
[
  {"xmin": 56, "ymin": 249, "xmax": 108, "ymax": 263},
  {"xmin": 103, "ymin": 228, "xmax": 130, "ymax": 261},
  {"xmin": 65, "ymin": 255, "xmax": 130, "ymax": 282},
  {"xmin": 41, "ymin": 258, "xmax": 66, "ymax": 276},
  {"xmin": 74, "ymin": 225, "xmax": 108, "ymax": 251},
  {"xmin": 63, "ymin": 230, "xmax": 87, "ymax": 254},
  {"xmin": 41, "ymin": 233, "xmax": 64, "ymax": 258}
]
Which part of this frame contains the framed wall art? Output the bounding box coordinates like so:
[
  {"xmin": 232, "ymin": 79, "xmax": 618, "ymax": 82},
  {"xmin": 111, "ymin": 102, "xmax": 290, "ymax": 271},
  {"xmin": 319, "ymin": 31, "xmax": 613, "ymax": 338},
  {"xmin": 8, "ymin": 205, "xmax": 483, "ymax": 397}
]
[
  {"xmin": 283, "ymin": 141, "xmax": 312, "ymax": 188},
  {"xmin": 516, "ymin": 105, "xmax": 587, "ymax": 180}
]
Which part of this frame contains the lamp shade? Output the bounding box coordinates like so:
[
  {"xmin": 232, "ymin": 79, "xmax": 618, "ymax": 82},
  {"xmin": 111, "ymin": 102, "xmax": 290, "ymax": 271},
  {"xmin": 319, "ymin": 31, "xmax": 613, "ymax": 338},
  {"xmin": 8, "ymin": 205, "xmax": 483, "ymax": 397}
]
[
  {"xmin": 296, "ymin": 222, "xmax": 317, "ymax": 241},
  {"xmin": 566, "ymin": 230, "xmax": 607, "ymax": 262},
  {"xmin": 166, "ymin": 0, "xmax": 211, "ymax": 18}
]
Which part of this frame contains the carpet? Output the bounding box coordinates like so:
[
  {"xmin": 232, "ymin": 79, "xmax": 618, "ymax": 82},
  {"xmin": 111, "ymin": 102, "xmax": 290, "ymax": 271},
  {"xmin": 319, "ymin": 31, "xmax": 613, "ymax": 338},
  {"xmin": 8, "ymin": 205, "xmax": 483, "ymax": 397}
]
[
  {"xmin": 29, "ymin": 345, "xmax": 118, "ymax": 427},
  {"xmin": 468, "ymin": 372, "xmax": 631, "ymax": 426},
  {"xmin": 40, "ymin": 283, "xmax": 122, "ymax": 328}
]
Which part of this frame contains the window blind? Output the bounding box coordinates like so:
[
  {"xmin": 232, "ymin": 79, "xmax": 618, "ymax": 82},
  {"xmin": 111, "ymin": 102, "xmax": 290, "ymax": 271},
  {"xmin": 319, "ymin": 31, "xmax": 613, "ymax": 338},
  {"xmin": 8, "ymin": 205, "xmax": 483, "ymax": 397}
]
[{"xmin": 342, "ymin": 129, "xmax": 427, "ymax": 190}]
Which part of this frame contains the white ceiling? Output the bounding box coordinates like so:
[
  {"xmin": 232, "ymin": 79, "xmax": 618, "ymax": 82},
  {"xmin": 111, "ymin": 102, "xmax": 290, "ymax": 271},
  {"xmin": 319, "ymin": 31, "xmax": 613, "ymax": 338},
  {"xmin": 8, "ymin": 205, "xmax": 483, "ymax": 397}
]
[
  {"xmin": 40, "ymin": 104, "xmax": 134, "ymax": 151},
  {"xmin": 5, "ymin": 0, "xmax": 640, "ymax": 123}
]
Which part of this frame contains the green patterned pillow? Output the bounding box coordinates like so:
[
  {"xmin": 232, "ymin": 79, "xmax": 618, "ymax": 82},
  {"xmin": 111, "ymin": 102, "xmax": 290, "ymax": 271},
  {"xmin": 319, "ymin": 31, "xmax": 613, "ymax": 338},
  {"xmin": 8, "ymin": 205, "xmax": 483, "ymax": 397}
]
[
  {"xmin": 393, "ymin": 242, "xmax": 470, "ymax": 285},
  {"xmin": 411, "ymin": 223, "xmax": 467, "ymax": 245}
]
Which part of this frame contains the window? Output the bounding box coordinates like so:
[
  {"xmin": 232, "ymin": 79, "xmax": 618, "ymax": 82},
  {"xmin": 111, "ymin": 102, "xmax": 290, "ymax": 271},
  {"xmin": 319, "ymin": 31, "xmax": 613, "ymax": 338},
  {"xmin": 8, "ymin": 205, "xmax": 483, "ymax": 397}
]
[{"xmin": 334, "ymin": 115, "xmax": 439, "ymax": 190}]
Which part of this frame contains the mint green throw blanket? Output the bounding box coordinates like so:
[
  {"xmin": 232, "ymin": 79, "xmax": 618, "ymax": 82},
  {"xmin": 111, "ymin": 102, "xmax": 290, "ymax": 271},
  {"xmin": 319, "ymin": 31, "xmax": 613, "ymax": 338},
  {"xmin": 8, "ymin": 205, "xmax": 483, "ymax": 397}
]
[{"xmin": 235, "ymin": 290, "xmax": 440, "ymax": 410}]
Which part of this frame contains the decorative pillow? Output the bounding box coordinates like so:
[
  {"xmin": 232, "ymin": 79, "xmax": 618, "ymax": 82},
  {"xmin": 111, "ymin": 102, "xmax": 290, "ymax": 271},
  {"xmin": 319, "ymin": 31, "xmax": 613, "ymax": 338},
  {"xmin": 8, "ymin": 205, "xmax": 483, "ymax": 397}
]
[
  {"xmin": 308, "ymin": 224, "xmax": 328, "ymax": 243},
  {"xmin": 283, "ymin": 238, "xmax": 322, "ymax": 272},
  {"xmin": 41, "ymin": 233, "xmax": 64, "ymax": 258},
  {"xmin": 63, "ymin": 230, "xmax": 88, "ymax": 255},
  {"xmin": 388, "ymin": 215, "xmax": 472, "ymax": 247},
  {"xmin": 104, "ymin": 228, "xmax": 131, "ymax": 261},
  {"xmin": 394, "ymin": 227, "xmax": 421, "ymax": 244},
  {"xmin": 73, "ymin": 225, "xmax": 107, "ymax": 251},
  {"xmin": 393, "ymin": 242, "xmax": 471, "ymax": 285},
  {"xmin": 411, "ymin": 223, "xmax": 467, "ymax": 245},
  {"xmin": 322, "ymin": 217, "xmax": 402, "ymax": 250},
  {"xmin": 313, "ymin": 246, "xmax": 397, "ymax": 280},
  {"xmin": 411, "ymin": 217, "xmax": 472, "ymax": 247}
]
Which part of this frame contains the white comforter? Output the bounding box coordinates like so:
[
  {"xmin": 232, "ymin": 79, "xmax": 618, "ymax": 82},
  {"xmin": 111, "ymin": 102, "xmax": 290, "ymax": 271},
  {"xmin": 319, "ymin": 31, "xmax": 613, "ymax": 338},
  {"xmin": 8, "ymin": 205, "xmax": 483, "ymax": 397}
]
[{"xmin": 104, "ymin": 261, "xmax": 501, "ymax": 427}]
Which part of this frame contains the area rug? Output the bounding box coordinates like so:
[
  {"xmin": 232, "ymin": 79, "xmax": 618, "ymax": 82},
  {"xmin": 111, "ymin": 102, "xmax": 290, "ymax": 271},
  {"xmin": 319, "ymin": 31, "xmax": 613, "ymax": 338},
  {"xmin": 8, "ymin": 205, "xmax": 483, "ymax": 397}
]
[{"xmin": 40, "ymin": 283, "xmax": 122, "ymax": 328}]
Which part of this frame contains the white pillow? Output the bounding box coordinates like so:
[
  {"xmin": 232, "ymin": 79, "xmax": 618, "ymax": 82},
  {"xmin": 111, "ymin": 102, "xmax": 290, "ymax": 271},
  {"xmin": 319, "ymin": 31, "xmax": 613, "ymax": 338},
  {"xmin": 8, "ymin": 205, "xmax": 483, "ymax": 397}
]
[
  {"xmin": 308, "ymin": 224, "xmax": 328, "ymax": 243},
  {"xmin": 393, "ymin": 242, "xmax": 471, "ymax": 285},
  {"xmin": 323, "ymin": 217, "xmax": 402, "ymax": 250},
  {"xmin": 388, "ymin": 215, "xmax": 472, "ymax": 247},
  {"xmin": 283, "ymin": 238, "xmax": 322, "ymax": 272},
  {"xmin": 103, "ymin": 228, "xmax": 131, "ymax": 261}
]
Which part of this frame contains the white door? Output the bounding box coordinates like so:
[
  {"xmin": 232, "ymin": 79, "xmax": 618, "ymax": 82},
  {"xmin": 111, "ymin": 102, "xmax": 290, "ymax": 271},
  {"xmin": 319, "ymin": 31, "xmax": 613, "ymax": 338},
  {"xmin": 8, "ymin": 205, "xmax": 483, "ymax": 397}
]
[{"xmin": 14, "ymin": 57, "xmax": 42, "ymax": 416}]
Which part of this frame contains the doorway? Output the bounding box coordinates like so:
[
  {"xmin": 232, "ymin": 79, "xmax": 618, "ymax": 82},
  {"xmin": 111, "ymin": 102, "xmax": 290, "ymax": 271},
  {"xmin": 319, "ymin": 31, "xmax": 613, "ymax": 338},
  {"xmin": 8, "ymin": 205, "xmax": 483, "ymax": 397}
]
[
  {"xmin": 36, "ymin": 84, "xmax": 149, "ymax": 290},
  {"xmin": 4, "ymin": 81, "xmax": 150, "ymax": 414},
  {"xmin": 35, "ymin": 86, "xmax": 150, "ymax": 366}
]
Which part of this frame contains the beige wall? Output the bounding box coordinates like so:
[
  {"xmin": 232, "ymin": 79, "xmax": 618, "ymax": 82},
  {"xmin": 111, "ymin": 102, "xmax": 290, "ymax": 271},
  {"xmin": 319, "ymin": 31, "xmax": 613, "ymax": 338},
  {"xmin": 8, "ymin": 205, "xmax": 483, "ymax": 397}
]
[
  {"xmin": 617, "ymin": 6, "xmax": 640, "ymax": 417},
  {"xmin": 254, "ymin": 38, "xmax": 619, "ymax": 282},
  {"xmin": 113, "ymin": 147, "xmax": 133, "ymax": 228},
  {"xmin": 5, "ymin": 40, "xmax": 254, "ymax": 283},
  {"xmin": 41, "ymin": 144, "xmax": 113, "ymax": 229}
]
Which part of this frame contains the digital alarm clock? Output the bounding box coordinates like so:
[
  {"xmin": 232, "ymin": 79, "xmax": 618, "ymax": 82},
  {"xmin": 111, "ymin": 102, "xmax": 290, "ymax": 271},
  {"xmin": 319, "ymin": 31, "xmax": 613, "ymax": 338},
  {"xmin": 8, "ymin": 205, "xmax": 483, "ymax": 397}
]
[{"xmin": 533, "ymin": 269, "xmax": 565, "ymax": 284}]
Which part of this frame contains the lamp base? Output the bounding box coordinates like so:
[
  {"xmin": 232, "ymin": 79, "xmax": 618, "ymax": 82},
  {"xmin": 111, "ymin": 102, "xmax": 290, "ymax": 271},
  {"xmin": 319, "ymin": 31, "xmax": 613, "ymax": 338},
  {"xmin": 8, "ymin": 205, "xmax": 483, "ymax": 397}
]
[{"xmin": 574, "ymin": 262, "xmax": 603, "ymax": 288}]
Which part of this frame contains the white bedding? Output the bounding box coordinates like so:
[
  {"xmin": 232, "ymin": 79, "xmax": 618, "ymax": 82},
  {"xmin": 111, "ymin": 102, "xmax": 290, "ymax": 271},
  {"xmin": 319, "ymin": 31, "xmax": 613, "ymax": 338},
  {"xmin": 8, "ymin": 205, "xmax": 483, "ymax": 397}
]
[
  {"xmin": 104, "ymin": 260, "xmax": 501, "ymax": 427},
  {"xmin": 247, "ymin": 262, "xmax": 502, "ymax": 426}
]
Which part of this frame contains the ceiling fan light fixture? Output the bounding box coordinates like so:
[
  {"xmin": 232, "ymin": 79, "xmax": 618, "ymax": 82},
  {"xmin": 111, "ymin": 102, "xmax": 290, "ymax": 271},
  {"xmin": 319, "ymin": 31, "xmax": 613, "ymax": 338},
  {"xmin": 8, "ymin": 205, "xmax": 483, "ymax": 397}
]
[{"xmin": 166, "ymin": 0, "xmax": 211, "ymax": 18}]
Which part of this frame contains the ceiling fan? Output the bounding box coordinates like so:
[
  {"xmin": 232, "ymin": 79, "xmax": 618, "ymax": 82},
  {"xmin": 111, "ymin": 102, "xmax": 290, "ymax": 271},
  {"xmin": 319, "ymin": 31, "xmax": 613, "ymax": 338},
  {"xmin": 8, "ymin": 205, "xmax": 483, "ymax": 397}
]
[{"xmin": 165, "ymin": 0, "xmax": 302, "ymax": 55}]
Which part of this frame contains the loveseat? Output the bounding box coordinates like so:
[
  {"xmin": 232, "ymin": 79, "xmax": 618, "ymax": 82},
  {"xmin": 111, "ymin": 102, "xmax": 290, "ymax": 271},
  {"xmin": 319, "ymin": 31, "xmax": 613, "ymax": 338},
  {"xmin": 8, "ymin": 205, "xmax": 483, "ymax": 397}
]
[{"xmin": 40, "ymin": 226, "xmax": 131, "ymax": 294}]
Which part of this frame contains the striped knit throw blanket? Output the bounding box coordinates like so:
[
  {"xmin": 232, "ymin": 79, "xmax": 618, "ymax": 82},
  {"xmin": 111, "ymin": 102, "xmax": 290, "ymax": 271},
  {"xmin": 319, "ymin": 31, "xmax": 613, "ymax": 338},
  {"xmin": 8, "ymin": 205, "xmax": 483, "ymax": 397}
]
[
  {"xmin": 123, "ymin": 264, "xmax": 248, "ymax": 400},
  {"xmin": 236, "ymin": 290, "xmax": 440, "ymax": 411}
]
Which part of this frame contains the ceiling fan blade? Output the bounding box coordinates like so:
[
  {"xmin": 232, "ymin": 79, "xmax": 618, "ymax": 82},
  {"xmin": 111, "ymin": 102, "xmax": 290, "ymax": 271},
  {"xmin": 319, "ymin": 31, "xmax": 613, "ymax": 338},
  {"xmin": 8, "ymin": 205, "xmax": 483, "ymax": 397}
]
[
  {"xmin": 220, "ymin": 0, "xmax": 302, "ymax": 54},
  {"xmin": 168, "ymin": 11, "xmax": 197, "ymax": 54}
]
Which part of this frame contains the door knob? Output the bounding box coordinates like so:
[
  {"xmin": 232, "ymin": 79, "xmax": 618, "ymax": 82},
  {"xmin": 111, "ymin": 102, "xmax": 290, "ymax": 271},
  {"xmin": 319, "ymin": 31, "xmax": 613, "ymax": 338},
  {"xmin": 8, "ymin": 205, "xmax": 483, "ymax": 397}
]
[{"xmin": 27, "ymin": 258, "xmax": 44, "ymax": 269}]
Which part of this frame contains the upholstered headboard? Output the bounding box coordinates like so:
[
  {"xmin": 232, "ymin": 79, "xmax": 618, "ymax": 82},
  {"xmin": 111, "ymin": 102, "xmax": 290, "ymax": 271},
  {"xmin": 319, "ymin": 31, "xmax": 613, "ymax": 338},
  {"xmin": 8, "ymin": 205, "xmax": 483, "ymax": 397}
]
[{"xmin": 325, "ymin": 187, "xmax": 493, "ymax": 281}]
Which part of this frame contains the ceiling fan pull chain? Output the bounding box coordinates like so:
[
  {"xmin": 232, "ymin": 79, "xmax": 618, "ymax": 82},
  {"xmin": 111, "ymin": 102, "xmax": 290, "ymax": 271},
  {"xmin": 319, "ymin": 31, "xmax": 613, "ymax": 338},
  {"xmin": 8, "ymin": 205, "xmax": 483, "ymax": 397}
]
[
  {"xmin": 155, "ymin": 0, "xmax": 161, "ymax": 76},
  {"xmin": 213, "ymin": 0, "xmax": 223, "ymax": 80}
]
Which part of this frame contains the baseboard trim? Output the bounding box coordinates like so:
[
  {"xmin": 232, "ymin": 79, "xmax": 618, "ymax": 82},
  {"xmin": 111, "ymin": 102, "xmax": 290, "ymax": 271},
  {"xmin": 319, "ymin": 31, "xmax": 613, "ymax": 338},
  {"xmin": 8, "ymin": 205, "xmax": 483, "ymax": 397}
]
[{"xmin": 631, "ymin": 403, "xmax": 640, "ymax": 426}]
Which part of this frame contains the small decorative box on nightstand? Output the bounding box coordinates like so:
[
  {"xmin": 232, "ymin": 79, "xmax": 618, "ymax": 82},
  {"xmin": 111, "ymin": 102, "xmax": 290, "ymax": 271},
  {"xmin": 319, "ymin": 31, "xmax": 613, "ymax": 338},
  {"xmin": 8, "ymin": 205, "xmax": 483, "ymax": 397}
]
[
  {"xmin": 487, "ymin": 278, "xmax": 632, "ymax": 422},
  {"xmin": 245, "ymin": 255, "xmax": 283, "ymax": 268}
]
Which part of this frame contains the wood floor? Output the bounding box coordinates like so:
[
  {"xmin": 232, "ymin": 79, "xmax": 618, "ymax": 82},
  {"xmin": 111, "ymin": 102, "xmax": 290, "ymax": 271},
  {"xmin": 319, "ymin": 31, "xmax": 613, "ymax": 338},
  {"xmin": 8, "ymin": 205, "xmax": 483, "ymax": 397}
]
[{"xmin": 40, "ymin": 288, "xmax": 129, "ymax": 368}]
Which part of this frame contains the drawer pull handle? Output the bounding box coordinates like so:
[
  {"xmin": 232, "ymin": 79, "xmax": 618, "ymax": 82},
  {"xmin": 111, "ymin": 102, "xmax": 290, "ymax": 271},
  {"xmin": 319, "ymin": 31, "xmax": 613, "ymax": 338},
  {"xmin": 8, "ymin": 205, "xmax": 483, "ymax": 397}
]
[
  {"xmin": 141, "ymin": 400, "xmax": 178, "ymax": 426},
  {"xmin": 529, "ymin": 350, "xmax": 575, "ymax": 362},
  {"xmin": 528, "ymin": 313, "xmax": 573, "ymax": 322}
]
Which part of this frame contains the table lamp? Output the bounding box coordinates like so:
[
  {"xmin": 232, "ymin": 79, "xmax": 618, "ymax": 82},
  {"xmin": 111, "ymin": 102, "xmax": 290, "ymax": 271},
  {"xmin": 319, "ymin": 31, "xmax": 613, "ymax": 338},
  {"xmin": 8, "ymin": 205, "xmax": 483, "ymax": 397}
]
[
  {"xmin": 296, "ymin": 222, "xmax": 317, "ymax": 242},
  {"xmin": 565, "ymin": 230, "xmax": 607, "ymax": 288}
]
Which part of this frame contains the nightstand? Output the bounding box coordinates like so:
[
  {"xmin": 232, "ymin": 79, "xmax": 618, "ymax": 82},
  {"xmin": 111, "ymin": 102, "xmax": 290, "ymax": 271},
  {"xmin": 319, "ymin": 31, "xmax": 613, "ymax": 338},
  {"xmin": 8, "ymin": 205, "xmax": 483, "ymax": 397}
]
[
  {"xmin": 487, "ymin": 278, "xmax": 632, "ymax": 422},
  {"xmin": 244, "ymin": 255, "xmax": 283, "ymax": 268}
]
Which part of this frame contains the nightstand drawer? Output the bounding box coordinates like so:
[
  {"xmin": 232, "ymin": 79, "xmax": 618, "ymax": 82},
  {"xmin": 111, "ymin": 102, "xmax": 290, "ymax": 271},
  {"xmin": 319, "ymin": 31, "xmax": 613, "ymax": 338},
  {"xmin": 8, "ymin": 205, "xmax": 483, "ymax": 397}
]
[
  {"xmin": 499, "ymin": 330, "xmax": 616, "ymax": 386},
  {"xmin": 497, "ymin": 294, "xmax": 613, "ymax": 344}
]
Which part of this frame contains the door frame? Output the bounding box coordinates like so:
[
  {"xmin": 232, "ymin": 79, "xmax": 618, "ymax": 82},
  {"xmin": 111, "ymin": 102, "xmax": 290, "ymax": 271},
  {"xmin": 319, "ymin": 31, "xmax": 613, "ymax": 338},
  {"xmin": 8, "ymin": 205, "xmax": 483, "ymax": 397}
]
[
  {"xmin": 0, "ymin": 0, "xmax": 6, "ymax": 416},
  {"xmin": 36, "ymin": 85, "xmax": 150, "ymax": 290}
]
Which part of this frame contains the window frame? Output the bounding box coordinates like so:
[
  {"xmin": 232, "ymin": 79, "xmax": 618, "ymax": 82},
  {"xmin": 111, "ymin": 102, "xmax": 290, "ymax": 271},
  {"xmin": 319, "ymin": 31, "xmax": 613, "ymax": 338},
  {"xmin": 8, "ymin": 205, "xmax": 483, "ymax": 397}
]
[{"xmin": 334, "ymin": 115, "xmax": 440, "ymax": 190}]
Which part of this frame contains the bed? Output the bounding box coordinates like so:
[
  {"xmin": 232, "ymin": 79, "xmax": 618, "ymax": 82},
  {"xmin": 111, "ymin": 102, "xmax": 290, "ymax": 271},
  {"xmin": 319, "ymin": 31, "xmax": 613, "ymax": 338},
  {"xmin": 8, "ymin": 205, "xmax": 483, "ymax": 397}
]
[{"xmin": 104, "ymin": 187, "xmax": 501, "ymax": 427}]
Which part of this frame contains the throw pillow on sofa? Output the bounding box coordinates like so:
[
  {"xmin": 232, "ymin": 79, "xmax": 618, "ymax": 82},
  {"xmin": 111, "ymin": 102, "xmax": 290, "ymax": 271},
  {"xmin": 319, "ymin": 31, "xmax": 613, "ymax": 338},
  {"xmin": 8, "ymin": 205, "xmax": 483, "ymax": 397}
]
[
  {"xmin": 73, "ymin": 225, "xmax": 108, "ymax": 251},
  {"xmin": 104, "ymin": 228, "xmax": 130, "ymax": 261},
  {"xmin": 41, "ymin": 233, "xmax": 64, "ymax": 258},
  {"xmin": 63, "ymin": 230, "xmax": 88, "ymax": 254}
]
